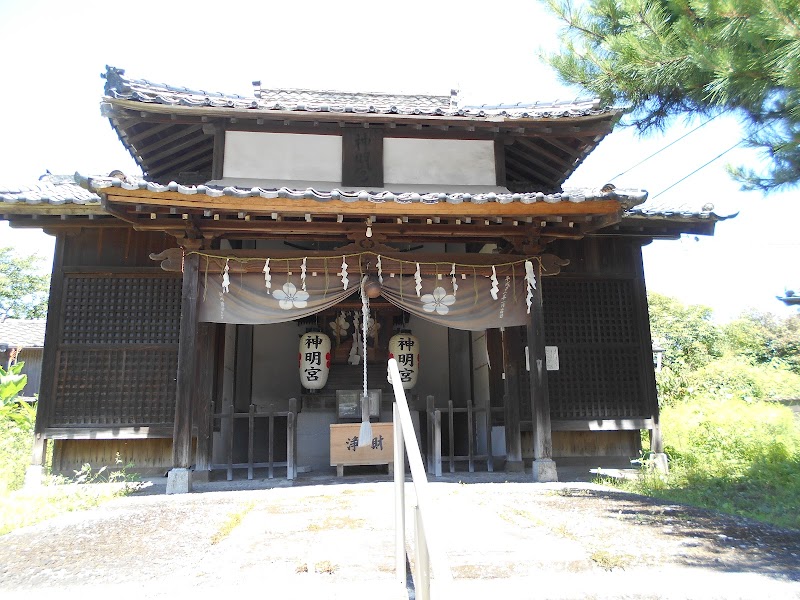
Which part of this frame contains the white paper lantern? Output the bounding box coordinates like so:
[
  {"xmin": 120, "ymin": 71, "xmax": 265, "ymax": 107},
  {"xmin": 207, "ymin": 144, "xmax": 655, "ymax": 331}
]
[
  {"xmin": 299, "ymin": 332, "xmax": 331, "ymax": 390},
  {"xmin": 388, "ymin": 331, "xmax": 420, "ymax": 389}
]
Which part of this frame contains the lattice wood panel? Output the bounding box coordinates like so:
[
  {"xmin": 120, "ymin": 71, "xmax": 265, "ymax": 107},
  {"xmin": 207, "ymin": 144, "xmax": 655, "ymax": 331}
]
[
  {"xmin": 542, "ymin": 278, "xmax": 648, "ymax": 420},
  {"xmin": 61, "ymin": 276, "xmax": 182, "ymax": 345},
  {"xmin": 544, "ymin": 279, "xmax": 637, "ymax": 345},
  {"xmin": 50, "ymin": 274, "xmax": 181, "ymax": 428},
  {"xmin": 53, "ymin": 348, "xmax": 177, "ymax": 425}
]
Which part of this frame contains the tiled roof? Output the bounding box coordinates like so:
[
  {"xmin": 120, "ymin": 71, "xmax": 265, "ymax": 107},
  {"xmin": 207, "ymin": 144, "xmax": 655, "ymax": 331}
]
[
  {"xmin": 2, "ymin": 173, "xmax": 740, "ymax": 227},
  {"xmin": 0, "ymin": 319, "xmax": 46, "ymax": 348},
  {"xmin": 0, "ymin": 174, "xmax": 101, "ymax": 206},
  {"xmin": 82, "ymin": 174, "xmax": 649, "ymax": 209},
  {"xmin": 625, "ymin": 198, "xmax": 737, "ymax": 221},
  {"xmin": 254, "ymin": 86, "xmax": 453, "ymax": 113},
  {"xmin": 103, "ymin": 66, "xmax": 614, "ymax": 121}
]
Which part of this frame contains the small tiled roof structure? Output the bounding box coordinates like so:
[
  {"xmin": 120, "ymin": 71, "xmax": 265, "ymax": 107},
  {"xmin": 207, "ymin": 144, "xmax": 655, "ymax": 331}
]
[
  {"xmin": 0, "ymin": 319, "xmax": 46, "ymax": 349},
  {"xmin": 778, "ymin": 291, "xmax": 800, "ymax": 306}
]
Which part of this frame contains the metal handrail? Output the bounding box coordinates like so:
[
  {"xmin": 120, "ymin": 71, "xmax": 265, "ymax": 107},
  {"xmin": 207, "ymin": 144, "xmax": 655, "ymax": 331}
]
[{"xmin": 389, "ymin": 358, "xmax": 453, "ymax": 599}]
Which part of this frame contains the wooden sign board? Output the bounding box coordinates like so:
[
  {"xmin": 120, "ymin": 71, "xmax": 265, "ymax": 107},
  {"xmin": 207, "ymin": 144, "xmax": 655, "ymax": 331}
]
[{"xmin": 330, "ymin": 422, "xmax": 394, "ymax": 475}]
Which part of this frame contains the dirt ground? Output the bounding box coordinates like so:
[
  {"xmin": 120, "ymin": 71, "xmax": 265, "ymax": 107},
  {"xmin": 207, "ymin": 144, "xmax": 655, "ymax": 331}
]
[{"xmin": 1, "ymin": 472, "xmax": 799, "ymax": 599}]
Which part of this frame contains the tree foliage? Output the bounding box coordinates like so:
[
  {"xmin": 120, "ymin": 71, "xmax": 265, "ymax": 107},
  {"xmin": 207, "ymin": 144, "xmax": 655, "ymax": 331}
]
[
  {"xmin": 723, "ymin": 309, "xmax": 800, "ymax": 374},
  {"xmin": 648, "ymin": 292, "xmax": 723, "ymax": 404},
  {"xmin": 542, "ymin": 0, "xmax": 800, "ymax": 191},
  {"xmin": 648, "ymin": 292, "xmax": 722, "ymax": 370},
  {"xmin": 0, "ymin": 247, "xmax": 50, "ymax": 321}
]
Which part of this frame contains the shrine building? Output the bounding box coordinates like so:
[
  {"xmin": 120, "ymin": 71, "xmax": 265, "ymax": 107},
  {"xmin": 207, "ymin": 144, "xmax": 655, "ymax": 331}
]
[{"xmin": 0, "ymin": 67, "xmax": 730, "ymax": 492}]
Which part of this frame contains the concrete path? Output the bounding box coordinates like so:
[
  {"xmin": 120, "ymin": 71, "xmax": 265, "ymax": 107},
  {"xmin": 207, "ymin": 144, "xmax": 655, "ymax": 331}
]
[{"xmin": 1, "ymin": 472, "xmax": 799, "ymax": 599}]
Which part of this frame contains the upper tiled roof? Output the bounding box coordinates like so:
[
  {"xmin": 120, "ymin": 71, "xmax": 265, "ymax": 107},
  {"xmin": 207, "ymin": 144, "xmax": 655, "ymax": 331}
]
[
  {"xmin": 254, "ymin": 86, "xmax": 453, "ymax": 113},
  {"xmin": 0, "ymin": 319, "xmax": 46, "ymax": 348},
  {"xmin": 103, "ymin": 66, "xmax": 612, "ymax": 120}
]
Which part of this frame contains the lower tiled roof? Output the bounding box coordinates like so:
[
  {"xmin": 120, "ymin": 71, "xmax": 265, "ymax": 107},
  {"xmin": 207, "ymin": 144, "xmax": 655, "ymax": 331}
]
[
  {"xmin": 2, "ymin": 173, "xmax": 738, "ymax": 226},
  {"xmin": 0, "ymin": 319, "xmax": 46, "ymax": 348},
  {"xmin": 0, "ymin": 180, "xmax": 101, "ymax": 206},
  {"xmin": 83, "ymin": 174, "xmax": 648, "ymax": 209}
]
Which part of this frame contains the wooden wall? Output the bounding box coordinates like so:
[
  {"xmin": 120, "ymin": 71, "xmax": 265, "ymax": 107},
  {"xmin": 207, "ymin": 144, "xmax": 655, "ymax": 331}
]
[
  {"xmin": 540, "ymin": 237, "xmax": 658, "ymax": 423},
  {"xmin": 39, "ymin": 228, "xmax": 182, "ymax": 433},
  {"xmin": 52, "ymin": 438, "xmax": 187, "ymax": 476},
  {"xmin": 522, "ymin": 430, "xmax": 641, "ymax": 459}
]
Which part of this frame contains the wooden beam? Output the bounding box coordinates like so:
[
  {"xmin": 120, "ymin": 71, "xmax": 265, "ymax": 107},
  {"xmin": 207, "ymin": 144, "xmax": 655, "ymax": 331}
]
[
  {"xmin": 550, "ymin": 418, "xmax": 654, "ymax": 431},
  {"xmin": 172, "ymin": 251, "xmax": 201, "ymax": 472},
  {"xmin": 506, "ymin": 146, "xmax": 566, "ymax": 180},
  {"xmin": 494, "ymin": 138, "xmax": 507, "ymax": 187},
  {"xmin": 506, "ymin": 146, "xmax": 564, "ymax": 183},
  {"xmin": 193, "ymin": 322, "xmax": 216, "ymax": 480},
  {"xmin": 527, "ymin": 264, "xmax": 557, "ymax": 482},
  {"xmin": 44, "ymin": 426, "xmax": 173, "ymax": 439},
  {"xmin": 135, "ymin": 124, "xmax": 204, "ymax": 157},
  {"xmin": 0, "ymin": 205, "xmax": 104, "ymax": 216},
  {"xmin": 212, "ymin": 122, "xmax": 225, "ymax": 180},
  {"xmin": 103, "ymin": 189, "xmax": 623, "ymax": 219},
  {"xmin": 502, "ymin": 326, "xmax": 524, "ymax": 472},
  {"xmin": 539, "ymin": 136, "xmax": 583, "ymax": 159},
  {"xmin": 148, "ymin": 143, "xmax": 212, "ymax": 178},
  {"xmin": 151, "ymin": 246, "xmax": 569, "ymax": 276},
  {"xmin": 514, "ymin": 137, "xmax": 571, "ymax": 167},
  {"xmin": 486, "ymin": 328, "xmax": 505, "ymax": 428},
  {"xmin": 125, "ymin": 122, "xmax": 176, "ymax": 146}
]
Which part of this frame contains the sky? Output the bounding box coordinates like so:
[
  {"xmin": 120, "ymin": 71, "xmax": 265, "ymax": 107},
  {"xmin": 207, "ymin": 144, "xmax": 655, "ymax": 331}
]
[{"xmin": 0, "ymin": 0, "xmax": 797, "ymax": 322}]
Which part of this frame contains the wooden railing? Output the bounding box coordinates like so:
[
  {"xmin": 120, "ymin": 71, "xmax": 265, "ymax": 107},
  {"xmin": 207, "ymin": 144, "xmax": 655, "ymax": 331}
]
[
  {"xmin": 425, "ymin": 396, "xmax": 503, "ymax": 476},
  {"xmin": 209, "ymin": 398, "xmax": 297, "ymax": 481},
  {"xmin": 389, "ymin": 359, "xmax": 452, "ymax": 599}
]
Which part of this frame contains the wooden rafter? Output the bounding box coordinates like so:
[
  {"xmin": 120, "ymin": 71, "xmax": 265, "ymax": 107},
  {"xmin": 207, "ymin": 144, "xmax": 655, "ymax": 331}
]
[
  {"xmin": 135, "ymin": 124, "xmax": 205, "ymax": 157},
  {"xmin": 100, "ymin": 188, "xmax": 621, "ymax": 220}
]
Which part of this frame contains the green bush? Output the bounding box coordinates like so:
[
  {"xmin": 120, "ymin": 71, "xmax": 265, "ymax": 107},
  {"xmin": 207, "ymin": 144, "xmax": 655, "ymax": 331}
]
[
  {"xmin": 687, "ymin": 357, "xmax": 800, "ymax": 404},
  {"xmin": 0, "ymin": 417, "xmax": 33, "ymax": 494},
  {"xmin": 623, "ymin": 397, "xmax": 800, "ymax": 528}
]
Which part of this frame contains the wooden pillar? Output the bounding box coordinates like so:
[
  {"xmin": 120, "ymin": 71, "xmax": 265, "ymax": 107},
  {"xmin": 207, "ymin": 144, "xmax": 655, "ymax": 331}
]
[
  {"xmin": 631, "ymin": 241, "xmax": 667, "ymax": 469},
  {"xmin": 234, "ymin": 325, "xmax": 254, "ymax": 412},
  {"xmin": 25, "ymin": 232, "xmax": 65, "ymax": 487},
  {"xmin": 193, "ymin": 322, "xmax": 216, "ymax": 483},
  {"xmin": 485, "ymin": 328, "xmax": 504, "ymax": 465},
  {"xmin": 219, "ymin": 324, "xmax": 237, "ymax": 465},
  {"xmin": 24, "ymin": 433, "xmax": 48, "ymax": 488},
  {"xmin": 500, "ymin": 327, "xmax": 524, "ymax": 472},
  {"xmin": 527, "ymin": 273, "xmax": 558, "ymax": 482},
  {"xmin": 37, "ymin": 232, "xmax": 66, "ymax": 437},
  {"xmin": 448, "ymin": 329, "xmax": 472, "ymax": 408},
  {"xmin": 167, "ymin": 249, "xmax": 201, "ymax": 494}
]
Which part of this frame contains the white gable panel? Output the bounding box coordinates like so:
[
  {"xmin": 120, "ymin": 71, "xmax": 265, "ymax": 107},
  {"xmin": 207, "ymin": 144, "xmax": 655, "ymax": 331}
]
[
  {"xmin": 223, "ymin": 131, "xmax": 342, "ymax": 182},
  {"xmin": 384, "ymin": 138, "xmax": 496, "ymax": 186}
]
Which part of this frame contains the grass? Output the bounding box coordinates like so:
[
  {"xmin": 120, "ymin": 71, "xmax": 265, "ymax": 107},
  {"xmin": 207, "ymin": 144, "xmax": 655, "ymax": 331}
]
[
  {"xmin": 0, "ymin": 483, "xmax": 133, "ymax": 536},
  {"xmin": 306, "ymin": 514, "xmax": 365, "ymax": 531},
  {"xmin": 589, "ymin": 549, "xmax": 631, "ymax": 570},
  {"xmin": 211, "ymin": 501, "xmax": 256, "ymax": 544},
  {"xmin": 1, "ymin": 412, "xmax": 140, "ymax": 536},
  {"xmin": 606, "ymin": 396, "xmax": 800, "ymax": 530}
]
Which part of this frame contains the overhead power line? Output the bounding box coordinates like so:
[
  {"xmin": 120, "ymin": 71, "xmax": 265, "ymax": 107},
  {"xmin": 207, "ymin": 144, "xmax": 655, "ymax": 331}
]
[
  {"xmin": 607, "ymin": 112, "xmax": 724, "ymax": 182},
  {"xmin": 650, "ymin": 138, "xmax": 745, "ymax": 200}
]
